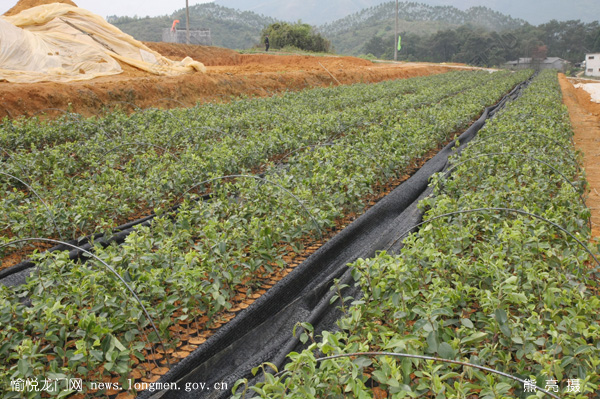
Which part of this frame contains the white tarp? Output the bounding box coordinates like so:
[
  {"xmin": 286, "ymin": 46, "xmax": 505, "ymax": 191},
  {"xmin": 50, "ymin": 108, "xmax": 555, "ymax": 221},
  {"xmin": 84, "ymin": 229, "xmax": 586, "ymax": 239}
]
[
  {"xmin": 0, "ymin": 3, "xmax": 206, "ymax": 83},
  {"xmin": 574, "ymin": 83, "xmax": 600, "ymax": 104}
]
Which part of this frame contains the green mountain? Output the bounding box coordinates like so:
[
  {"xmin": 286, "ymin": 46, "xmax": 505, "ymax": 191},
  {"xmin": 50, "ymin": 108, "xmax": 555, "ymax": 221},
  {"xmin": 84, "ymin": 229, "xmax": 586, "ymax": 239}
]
[
  {"xmin": 215, "ymin": 0, "xmax": 599, "ymax": 25},
  {"xmin": 418, "ymin": 0, "xmax": 600, "ymax": 25},
  {"xmin": 109, "ymin": 3, "xmax": 276, "ymax": 49},
  {"xmin": 321, "ymin": 1, "xmax": 525, "ymax": 55},
  {"xmin": 110, "ymin": 1, "xmax": 525, "ymax": 56}
]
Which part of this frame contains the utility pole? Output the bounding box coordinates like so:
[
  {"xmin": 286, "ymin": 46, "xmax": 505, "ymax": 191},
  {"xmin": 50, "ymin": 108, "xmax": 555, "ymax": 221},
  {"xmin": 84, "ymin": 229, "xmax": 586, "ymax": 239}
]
[
  {"xmin": 186, "ymin": 0, "xmax": 190, "ymax": 44},
  {"xmin": 394, "ymin": 0, "xmax": 398, "ymax": 61}
]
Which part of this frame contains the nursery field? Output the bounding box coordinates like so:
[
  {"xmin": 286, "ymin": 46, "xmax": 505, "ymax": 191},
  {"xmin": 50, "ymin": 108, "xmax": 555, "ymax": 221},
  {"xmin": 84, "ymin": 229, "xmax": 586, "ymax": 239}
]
[
  {"xmin": 1, "ymin": 69, "xmax": 598, "ymax": 399},
  {"xmin": 233, "ymin": 71, "xmax": 600, "ymax": 398}
]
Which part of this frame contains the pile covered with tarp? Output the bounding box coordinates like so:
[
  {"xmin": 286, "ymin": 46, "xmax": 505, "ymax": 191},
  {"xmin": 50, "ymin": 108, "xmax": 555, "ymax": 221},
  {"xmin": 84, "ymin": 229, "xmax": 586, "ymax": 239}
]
[{"xmin": 0, "ymin": 2, "xmax": 205, "ymax": 83}]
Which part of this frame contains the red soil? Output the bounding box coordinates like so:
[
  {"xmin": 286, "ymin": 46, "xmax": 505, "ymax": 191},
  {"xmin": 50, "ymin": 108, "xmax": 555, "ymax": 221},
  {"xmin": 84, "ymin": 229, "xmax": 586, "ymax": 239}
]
[
  {"xmin": 559, "ymin": 74, "xmax": 600, "ymax": 238},
  {"xmin": 0, "ymin": 42, "xmax": 453, "ymax": 119}
]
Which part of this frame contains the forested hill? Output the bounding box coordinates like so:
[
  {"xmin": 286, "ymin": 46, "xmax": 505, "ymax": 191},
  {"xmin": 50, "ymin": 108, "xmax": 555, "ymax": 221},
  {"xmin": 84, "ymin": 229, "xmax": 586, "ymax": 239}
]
[
  {"xmin": 108, "ymin": 0, "xmax": 599, "ymax": 68},
  {"xmin": 109, "ymin": 3, "xmax": 276, "ymax": 49},
  {"xmin": 110, "ymin": 1, "xmax": 525, "ymax": 54},
  {"xmin": 323, "ymin": 2, "xmax": 524, "ymax": 35},
  {"xmin": 215, "ymin": 0, "xmax": 599, "ymax": 25},
  {"xmin": 322, "ymin": 1, "xmax": 525, "ymax": 55}
]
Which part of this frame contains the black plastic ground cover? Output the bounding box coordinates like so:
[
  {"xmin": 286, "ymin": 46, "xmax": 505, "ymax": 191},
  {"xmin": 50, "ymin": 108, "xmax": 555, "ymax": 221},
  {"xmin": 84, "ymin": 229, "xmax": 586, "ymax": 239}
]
[{"xmin": 139, "ymin": 79, "xmax": 530, "ymax": 399}]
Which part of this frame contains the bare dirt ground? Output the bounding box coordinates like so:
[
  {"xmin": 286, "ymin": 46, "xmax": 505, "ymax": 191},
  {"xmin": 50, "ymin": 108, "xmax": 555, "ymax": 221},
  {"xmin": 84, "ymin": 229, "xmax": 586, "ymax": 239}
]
[
  {"xmin": 0, "ymin": 42, "xmax": 455, "ymax": 119},
  {"xmin": 559, "ymin": 73, "xmax": 600, "ymax": 238}
]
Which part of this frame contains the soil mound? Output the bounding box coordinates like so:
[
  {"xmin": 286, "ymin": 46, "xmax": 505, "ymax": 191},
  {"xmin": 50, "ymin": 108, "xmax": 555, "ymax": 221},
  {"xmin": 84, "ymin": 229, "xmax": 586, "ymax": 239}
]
[
  {"xmin": 145, "ymin": 42, "xmax": 242, "ymax": 67},
  {"xmin": 0, "ymin": 39, "xmax": 456, "ymax": 118},
  {"xmin": 4, "ymin": 0, "xmax": 77, "ymax": 16}
]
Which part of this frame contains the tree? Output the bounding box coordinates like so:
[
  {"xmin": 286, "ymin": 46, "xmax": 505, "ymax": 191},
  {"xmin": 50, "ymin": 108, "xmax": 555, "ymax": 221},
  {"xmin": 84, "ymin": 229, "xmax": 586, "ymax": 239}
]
[
  {"xmin": 362, "ymin": 35, "xmax": 389, "ymax": 59},
  {"xmin": 429, "ymin": 29, "xmax": 459, "ymax": 62},
  {"xmin": 261, "ymin": 23, "xmax": 331, "ymax": 53}
]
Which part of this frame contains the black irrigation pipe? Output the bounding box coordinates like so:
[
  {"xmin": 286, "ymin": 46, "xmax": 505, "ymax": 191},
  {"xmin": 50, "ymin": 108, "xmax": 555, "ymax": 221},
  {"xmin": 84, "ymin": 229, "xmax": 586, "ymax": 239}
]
[
  {"xmin": 0, "ymin": 190, "xmax": 213, "ymax": 283},
  {"xmin": 179, "ymin": 175, "xmax": 324, "ymax": 240},
  {"xmin": 281, "ymin": 352, "xmax": 561, "ymax": 399},
  {"xmin": 465, "ymin": 131, "xmax": 580, "ymax": 172},
  {"xmin": 61, "ymin": 141, "xmax": 182, "ymax": 183},
  {"xmin": 0, "ymin": 238, "xmax": 170, "ymax": 367},
  {"xmin": 0, "ymin": 146, "xmax": 335, "ymax": 282},
  {"xmin": 0, "ymin": 169, "xmax": 325, "ymax": 284},
  {"xmin": 0, "ymin": 77, "xmax": 532, "ymax": 283},
  {"xmin": 384, "ymin": 207, "xmax": 600, "ymax": 276},
  {"xmin": 0, "ymin": 172, "xmax": 63, "ymax": 242},
  {"xmin": 439, "ymin": 152, "xmax": 587, "ymax": 211}
]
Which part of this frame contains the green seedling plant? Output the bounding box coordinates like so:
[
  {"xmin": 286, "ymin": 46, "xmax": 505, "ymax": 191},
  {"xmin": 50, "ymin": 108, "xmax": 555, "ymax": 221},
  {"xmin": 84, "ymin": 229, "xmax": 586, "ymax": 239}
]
[
  {"xmin": 235, "ymin": 71, "xmax": 599, "ymax": 398},
  {"xmin": 0, "ymin": 69, "xmax": 534, "ymax": 396}
]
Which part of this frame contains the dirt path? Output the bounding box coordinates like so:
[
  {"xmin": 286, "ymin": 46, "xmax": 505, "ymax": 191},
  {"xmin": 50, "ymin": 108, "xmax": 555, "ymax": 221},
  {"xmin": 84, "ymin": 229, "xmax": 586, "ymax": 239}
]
[{"xmin": 559, "ymin": 73, "xmax": 600, "ymax": 238}]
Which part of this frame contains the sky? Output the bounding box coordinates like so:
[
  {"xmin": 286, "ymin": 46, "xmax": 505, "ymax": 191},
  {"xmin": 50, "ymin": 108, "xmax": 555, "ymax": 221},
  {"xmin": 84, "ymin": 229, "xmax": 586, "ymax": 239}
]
[{"xmin": 1, "ymin": 0, "xmax": 215, "ymax": 19}]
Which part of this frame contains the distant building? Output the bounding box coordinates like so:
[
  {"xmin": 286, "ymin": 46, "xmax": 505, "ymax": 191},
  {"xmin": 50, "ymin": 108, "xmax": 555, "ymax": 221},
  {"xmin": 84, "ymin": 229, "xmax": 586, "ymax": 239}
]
[
  {"xmin": 505, "ymin": 57, "xmax": 570, "ymax": 72},
  {"xmin": 585, "ymin": 53, "xmax": 600, "ymax": 77},
  {"xmin": 162, "ymin": 29, "xmax": 212, "ymax": 46}
]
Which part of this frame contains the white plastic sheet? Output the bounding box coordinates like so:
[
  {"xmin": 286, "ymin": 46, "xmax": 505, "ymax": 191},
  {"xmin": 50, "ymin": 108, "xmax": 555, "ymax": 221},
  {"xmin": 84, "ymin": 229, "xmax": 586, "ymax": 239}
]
[
  {"xmin": 0, "ymin": 3, "xmax": 205, "ymax": 83},
  {"xmin": 574, "ymin": 83, "xmax": 600, "ymax": 103}
]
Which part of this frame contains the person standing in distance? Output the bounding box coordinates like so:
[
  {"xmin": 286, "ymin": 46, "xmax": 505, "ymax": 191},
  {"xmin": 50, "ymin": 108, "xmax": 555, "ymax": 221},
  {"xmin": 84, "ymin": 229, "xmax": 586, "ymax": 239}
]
[{"xmin": 265, "ymin": 35, "xmax": 270, "ymax": 52}]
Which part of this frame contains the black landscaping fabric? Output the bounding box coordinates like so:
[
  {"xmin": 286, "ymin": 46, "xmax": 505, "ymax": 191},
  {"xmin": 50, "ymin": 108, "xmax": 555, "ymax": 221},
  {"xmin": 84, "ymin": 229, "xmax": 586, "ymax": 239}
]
[
  {"xmin": 0, "ymin": 78, "xmax": 528, "ymax": 399},
  {"xmin": 142, "ymin": 79, "xmax": 529, "ymax": 399}
]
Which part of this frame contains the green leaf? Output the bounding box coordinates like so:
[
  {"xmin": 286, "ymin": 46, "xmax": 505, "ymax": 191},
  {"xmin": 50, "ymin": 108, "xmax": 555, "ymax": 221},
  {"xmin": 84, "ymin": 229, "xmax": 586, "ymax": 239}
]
[
  {"xmin": 499, "ymin": 323, "xmax": 512, "ymax": 338},
  {"xmin": 372, "ymin": 370, "xmax": 389, "ymax": 384},
  {"xmin": 574, "ymin": 345, "xmax": 592, "ymax": 356},
  {"xmin": 437, "ymin": 342, "xmax": 456, "ymax": 359},
  {"xmin": 17, "ymin": 359, "xmax": 29, "ymax": 376},
  {"xmin": 460, "ymin": 332, "xmax": 487, "ymax": 345},
  {"xmin": 299, "ymin": 333, "xmax": 308, "ymax": 344},
  {"xmin": 426, "ymin": 331, "xmax": 439, "ymax": 354},
  {"xmin": 460, "ymin": 318, "xmax": 474, "ymax": 329},
  {"xmin": 112, "ymin": 336, "xmax": 126, "ymax": 352},
  {"xmin": 353, "ymin": 356, "xmax": 372, "ymax": 368},
  {"xmin": 495, "ymin": 308, "xmax": 508, "ymax": 325},
  {"xmin": 71, "ymin": 353, "xmax": 84, "ymax": 362},
  {"xmin": 263, "ymin": 362, "xmax": 278, "ymax": 373}
]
